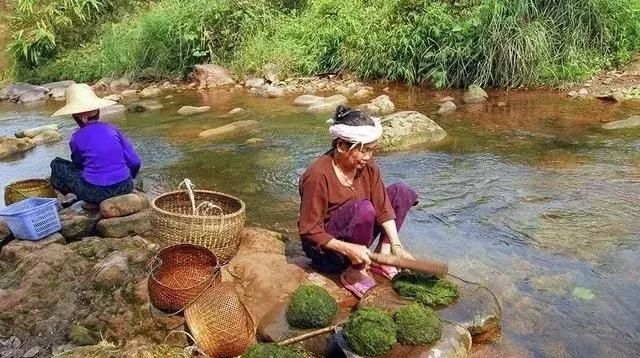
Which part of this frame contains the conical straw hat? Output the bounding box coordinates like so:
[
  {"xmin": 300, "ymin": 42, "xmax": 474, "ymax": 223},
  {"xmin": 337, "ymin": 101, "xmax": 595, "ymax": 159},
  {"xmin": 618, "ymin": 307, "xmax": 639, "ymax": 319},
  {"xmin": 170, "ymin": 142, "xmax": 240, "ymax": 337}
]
[{"xmin": 51, "ymin": 83, "xmax": 117, "ymax": 117}]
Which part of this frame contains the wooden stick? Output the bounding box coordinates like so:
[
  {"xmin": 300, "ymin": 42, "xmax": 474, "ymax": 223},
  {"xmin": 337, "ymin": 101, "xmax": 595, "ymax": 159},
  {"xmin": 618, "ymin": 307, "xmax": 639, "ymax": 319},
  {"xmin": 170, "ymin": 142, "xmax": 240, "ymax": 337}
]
[
  {"xmin": 277, "ymin": 324, "xmax": 341, "ymax": 346},
  {"xmin": 368, "ymin": 253, "xmax": 448, "ymax": 278}
]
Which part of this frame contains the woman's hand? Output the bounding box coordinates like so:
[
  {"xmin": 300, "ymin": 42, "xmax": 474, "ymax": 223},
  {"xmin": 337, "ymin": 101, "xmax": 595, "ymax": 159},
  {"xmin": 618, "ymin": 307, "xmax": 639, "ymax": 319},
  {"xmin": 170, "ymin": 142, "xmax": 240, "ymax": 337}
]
[
  {"xmin": 326, "ymin": 239, "xmax": 372, "ymax": 266},
  {"xmin": 391, "ymin": 244, "xmax": 415, "ymax": 260}
]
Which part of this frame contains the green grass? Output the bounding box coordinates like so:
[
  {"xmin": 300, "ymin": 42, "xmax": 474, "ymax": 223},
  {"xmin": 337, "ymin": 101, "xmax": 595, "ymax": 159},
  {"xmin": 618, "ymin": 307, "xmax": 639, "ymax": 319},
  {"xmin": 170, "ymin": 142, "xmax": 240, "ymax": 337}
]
[{"xmin": 13, "ymin": 0, "xmax": 640, "ymax": 88}]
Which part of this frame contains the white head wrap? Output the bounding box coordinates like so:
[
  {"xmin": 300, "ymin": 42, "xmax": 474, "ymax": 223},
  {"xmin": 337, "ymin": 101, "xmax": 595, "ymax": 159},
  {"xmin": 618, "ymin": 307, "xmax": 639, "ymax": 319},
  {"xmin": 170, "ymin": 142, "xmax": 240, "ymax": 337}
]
[{"xmin": 328, "ymin": 117, "xmax": 383, "ymax": 150}]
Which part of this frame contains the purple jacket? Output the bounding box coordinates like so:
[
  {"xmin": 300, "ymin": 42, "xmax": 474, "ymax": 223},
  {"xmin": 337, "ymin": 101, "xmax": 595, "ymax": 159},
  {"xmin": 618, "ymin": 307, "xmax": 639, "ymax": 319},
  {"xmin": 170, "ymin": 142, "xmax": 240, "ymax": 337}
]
[{"xmin": 69, "ymin": 121, "xmax": 141, "ymax": 186}]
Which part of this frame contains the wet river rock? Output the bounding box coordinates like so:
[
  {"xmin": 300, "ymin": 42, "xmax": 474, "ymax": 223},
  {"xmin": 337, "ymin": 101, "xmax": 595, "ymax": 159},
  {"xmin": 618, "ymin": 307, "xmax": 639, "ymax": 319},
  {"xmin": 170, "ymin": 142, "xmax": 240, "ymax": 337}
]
[
  {"xmin": 0, "ymin": 137, "xmax": 35, "ymax": 159},
  {"xmin": 379, "ymin": 111, "xmax": 447, "ymax": 151},
  {"xmin": 198, "ymin": 120, "xmax": 259, "ymax": 139}
]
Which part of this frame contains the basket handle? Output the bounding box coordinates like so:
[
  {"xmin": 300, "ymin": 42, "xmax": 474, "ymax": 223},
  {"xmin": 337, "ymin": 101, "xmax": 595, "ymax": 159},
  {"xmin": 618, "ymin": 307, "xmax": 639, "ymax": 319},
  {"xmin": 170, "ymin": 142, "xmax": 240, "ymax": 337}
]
[
  {"xmin": 178, "ymin": 179, "xmax": 197, "ymax": 215},
  {"xmin": 165, "ymin": 330, "xmax": 211, "ymax": 357}
]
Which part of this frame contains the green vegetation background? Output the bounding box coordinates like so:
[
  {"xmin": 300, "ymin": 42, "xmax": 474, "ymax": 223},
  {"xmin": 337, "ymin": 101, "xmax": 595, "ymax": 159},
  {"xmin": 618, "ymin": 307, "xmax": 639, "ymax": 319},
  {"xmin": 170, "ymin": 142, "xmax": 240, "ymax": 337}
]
[{"xmin": 7, "ymin": 0, "xmax": 640, "ymax": 88}]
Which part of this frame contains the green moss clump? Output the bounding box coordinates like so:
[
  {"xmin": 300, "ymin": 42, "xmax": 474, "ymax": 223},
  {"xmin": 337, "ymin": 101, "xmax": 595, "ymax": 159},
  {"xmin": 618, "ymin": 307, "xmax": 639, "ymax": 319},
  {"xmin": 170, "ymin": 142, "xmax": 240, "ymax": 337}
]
[
  {"xmin": 394, "ymin": 304, "xmax": 442, "ymax": 346},
  {"xmin": 241, "ymin": 343, "xmax": 304, "ymax": 358},
  {"xmin": 343, "ymin": 308, "xmax": 397, "ymax": 356},
  {"xmin": 286, "ymin": 285, "xmax": 338, "ymax": 329},
  {"xmin": 392, "ymin": 271, "xmax": 459, "ymax": 307}
]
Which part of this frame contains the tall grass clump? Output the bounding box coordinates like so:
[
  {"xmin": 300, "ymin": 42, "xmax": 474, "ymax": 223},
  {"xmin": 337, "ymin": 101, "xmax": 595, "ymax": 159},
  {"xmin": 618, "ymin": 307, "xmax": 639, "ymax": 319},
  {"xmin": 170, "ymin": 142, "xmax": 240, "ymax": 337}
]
[{"xmin": 9, "ymin": 0, "xmax": 141, "ymax": 68}]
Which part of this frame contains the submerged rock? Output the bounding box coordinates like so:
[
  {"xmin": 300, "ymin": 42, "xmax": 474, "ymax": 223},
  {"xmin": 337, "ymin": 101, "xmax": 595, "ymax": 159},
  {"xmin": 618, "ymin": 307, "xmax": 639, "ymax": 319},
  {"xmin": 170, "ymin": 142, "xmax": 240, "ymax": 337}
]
[
  {"xmin": 256, "ymin": 85, "xmax": 285, "ymax": 98},
  {"xmin": 245, "ymin": 137, "xmax": 265, "ymax": 145},
  {"xmin": 31, "ymin": 129, "xmax": 63, "ymax": 144},
  {"xmin": 15, "ymin": 124, "xmax": 59, "ymax": 138},
  {"xmin": 439, "ymin": 101, "xmax": 457, "ymax": 114},
  {"xmin": 100, "ymin": 105, "xmax": 127, "ymax": 121},
  {"xmin": 19, "ymin": 90, "xmax": 47, "ymax": 103},
  {"xmin": 50, "ymin": 86, "xmax": 67, "ymax": 99},
  {"xmin": 177, "ymin": 105, "xmax": 211, "ymax": 116},
  {"xmin": 294, "ymin": 94, "xmax": 324, "ymax": 106},
  {"xmin": 0, "ymin": 136, "xmax": 35, "ymax": 159},
  {"xmin": 463, "ymin": 85, "xmax": 488, "ymax": 104},
  {"xmin": 379, "ymin": 111, "xmax": 447, "ymax": 151},
  {"xmin": 128, "ymin": 100, "xmax": 163, "ymax": 112},
  {"xmin": 193, "ymin": 64, "xmax": 235, "ymax": 89},
  {"xmin": 139, "ymin": 85, "xmax": 162, "ymax": 98},
  {"xmin": 198, "ymin": 120, "xmax": 259, "ymax": 139},
  {"xmin": 227, "ymin": 107, "xmax": 247, "ymax": 116},
  {"xmin": 601, "ymin": 116, "xmax": 640, "ymax": 130},
  {"xmin": 306, "ymin": 95, "xmax": 348, "ymax": 113}
]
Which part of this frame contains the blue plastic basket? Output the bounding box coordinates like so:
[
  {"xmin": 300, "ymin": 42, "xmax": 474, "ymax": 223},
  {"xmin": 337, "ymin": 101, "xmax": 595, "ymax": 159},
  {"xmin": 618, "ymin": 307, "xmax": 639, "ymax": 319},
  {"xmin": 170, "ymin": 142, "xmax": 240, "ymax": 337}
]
[{"xmin": 0, "ymin": 198, "xmax": 61, "ymax": 241}]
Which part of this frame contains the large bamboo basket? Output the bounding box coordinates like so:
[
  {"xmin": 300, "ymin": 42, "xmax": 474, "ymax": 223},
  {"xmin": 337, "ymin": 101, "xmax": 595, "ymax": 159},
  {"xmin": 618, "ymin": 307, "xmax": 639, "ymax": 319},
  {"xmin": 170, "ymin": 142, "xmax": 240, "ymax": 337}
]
[
  {"xmin": 4, "ymin": 179, "xmax": 57, "ymax": 206},
  {"xmin": 150, "ymin": 190, "xmax": 246, "ymax": 265},
  {"xmin": 147, "ymin": 244, "xmax": 220, "ymax": 313}
]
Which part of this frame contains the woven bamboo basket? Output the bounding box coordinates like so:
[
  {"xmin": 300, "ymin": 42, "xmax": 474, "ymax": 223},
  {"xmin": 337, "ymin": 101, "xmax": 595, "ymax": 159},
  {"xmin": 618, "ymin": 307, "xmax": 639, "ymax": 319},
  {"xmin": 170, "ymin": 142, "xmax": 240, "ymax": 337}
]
[
  {"xmin": 184, "ymin": 282, "xmax": 256, "ymax": 357},
  {"xmin": 150, "ymin": 189, "xmax": 246, "ymax": 265},
  {"xmin": 4, "ymin": 179, "xmax": 56, "ymax": 206},
  {"xmin": 148, "ymin": 244, "xmax": 220, "ymax": 313}
]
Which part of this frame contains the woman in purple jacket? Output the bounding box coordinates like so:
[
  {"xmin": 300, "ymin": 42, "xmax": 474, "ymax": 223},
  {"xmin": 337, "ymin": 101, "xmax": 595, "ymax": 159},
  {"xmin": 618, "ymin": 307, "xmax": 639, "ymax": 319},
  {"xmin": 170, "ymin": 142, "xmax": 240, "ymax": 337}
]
[{"xmin": 49, "ymin": 84, "xmax": 141, "ymax": 206}]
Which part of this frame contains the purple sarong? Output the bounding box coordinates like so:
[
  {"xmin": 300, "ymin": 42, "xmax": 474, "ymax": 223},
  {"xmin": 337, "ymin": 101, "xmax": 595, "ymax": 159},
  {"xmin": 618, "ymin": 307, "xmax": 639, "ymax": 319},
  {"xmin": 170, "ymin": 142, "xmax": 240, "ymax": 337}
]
[{"xmin": 301, "ymin": 182, "xmax": 419, "ymax": 273}]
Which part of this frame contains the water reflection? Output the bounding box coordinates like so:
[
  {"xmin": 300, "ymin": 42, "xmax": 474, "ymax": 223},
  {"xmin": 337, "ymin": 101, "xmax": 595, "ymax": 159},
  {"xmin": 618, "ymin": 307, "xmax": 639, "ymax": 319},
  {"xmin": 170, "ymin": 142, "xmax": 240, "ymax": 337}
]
[{"xmin": 1, "ymin": 87, "xmax": 639, "ymax": 357}]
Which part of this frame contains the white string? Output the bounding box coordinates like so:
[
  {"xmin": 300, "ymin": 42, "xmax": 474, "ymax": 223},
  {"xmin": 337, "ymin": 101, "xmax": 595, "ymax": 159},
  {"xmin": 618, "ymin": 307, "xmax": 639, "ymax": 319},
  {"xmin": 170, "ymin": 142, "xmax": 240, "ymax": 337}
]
[{"xmin": 178, "ymin": 179, "xmax": 197, "ymax": 214}]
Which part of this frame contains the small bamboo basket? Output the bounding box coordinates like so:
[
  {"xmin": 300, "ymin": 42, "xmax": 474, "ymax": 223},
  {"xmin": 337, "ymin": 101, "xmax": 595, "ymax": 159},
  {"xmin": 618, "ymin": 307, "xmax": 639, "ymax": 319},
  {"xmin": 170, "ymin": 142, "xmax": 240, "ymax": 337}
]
[
  {"xmin": 4, "ymin": 179, "xmax": 57, "ymax": 206},
  {"xmin": 148, "ymin": 243, "xmax": 221, "ymax": 313},
  {"xmin": 184, "ymin": 282, "xmax": 256, "ymax": 357},
  {"xmin": 150, "ymin": 180, "xmax": 246, "ymax": 265}
]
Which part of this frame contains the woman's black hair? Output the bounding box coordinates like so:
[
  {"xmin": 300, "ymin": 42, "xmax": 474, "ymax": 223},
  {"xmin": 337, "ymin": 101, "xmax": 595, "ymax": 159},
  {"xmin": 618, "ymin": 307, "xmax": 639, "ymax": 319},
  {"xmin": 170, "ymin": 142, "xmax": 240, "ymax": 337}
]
[
  {"xmin": 333, "ymin": 105, "xmax": 374, "ymax": 126},
  {"xmin": 331, "ymin": 105, "xmax": 374, "ymax": 148},
  {"xmin": 72, "ymin": 110, "xmax": 100, "ymax": 122}
]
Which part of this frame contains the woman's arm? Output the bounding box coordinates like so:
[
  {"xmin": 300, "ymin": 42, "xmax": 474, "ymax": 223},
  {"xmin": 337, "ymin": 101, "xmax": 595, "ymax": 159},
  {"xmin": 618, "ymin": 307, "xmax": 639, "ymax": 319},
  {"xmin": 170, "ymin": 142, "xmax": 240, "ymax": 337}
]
[{"xmin": 381, "ymin": 220, "xmax": 414, "ymax": 260}]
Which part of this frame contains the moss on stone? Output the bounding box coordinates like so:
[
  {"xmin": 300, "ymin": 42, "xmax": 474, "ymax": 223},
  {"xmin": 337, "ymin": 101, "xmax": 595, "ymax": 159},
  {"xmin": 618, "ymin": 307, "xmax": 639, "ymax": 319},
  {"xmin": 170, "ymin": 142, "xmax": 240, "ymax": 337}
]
[
  {"xmin": 343, "ymin": 308, "xmax": 397, "ymax": 356},
  {"xmin": 392, "ymin": 271, "xmax": 459, "ymax": 307},
  {"xmin": 69, "ymin": 325, "xmax": 97, "ymax": 346},
  {"xmin": 241, "ymin": 343, "xmax": 304, "ymax": 358},
  {"xmin": 394, "ymin": 303, "xmax": 442, "ymax": 346},
  {"xmin": 286, "ymin": 284, "xmax": 338, "ymax": 329}
]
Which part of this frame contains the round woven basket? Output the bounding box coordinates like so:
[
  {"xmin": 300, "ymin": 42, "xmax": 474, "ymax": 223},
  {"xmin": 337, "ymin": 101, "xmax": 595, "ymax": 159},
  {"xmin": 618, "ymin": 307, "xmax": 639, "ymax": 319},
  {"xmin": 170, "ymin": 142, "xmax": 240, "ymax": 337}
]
[
  {"xmin": 184, "ymin": 282, "xmax": 256, "ymax": 357},
  {"xmin": 148, "ymin": 244, "xmax": 220, "ymax": 313},
  {"xmin": 4, "ymin": 179, "xmax": 56, "ymax": 206},
  {"xmin": 150, "ymin": 190, "xmax": 246, "ymax": 265}
]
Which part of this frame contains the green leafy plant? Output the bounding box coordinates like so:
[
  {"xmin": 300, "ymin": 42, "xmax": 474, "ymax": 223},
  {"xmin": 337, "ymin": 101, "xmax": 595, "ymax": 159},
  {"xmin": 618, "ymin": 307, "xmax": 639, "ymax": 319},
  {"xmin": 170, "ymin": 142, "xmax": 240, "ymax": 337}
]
[{"xmin": 286, "ymin": 285, "xmax": 338, "ymax": 329}]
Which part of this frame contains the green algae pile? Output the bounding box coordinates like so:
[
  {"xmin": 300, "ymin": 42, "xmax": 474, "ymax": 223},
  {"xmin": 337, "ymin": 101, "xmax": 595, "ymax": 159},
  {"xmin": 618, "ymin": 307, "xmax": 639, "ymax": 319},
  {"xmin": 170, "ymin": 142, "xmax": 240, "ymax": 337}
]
[
  {"xmin": 343, "ymin": 308, "xmax": 397, "ymax": 356},
  {"xmin": 394, "ymin": 304, "xmax": 442, "ymax": 346},
  {"xmin": 392, "ymin": 271, "xmax": 460, "ymax": 306},
  {"xmin": 241, "ymin": 343, "xmax": 305, "ymax": 358},
  {"xmin": 286, "ymin": 285, "xmax": 338, "ymax": 329}
]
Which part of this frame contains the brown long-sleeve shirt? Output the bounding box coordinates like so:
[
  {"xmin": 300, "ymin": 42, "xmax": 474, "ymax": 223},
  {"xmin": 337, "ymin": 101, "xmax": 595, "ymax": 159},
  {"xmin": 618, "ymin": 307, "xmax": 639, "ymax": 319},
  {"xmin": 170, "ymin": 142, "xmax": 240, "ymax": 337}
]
[{"xmin": 298, "ymin": 151, "xmax": 396, "ymax": 247}]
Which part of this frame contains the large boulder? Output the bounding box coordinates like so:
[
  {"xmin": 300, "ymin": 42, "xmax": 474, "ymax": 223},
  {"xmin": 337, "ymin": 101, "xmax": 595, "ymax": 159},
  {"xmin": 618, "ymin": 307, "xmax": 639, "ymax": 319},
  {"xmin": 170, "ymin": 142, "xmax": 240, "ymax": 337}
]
[
  {"xmin": 31, "ymin": 129, "xmax": 63, "ymax": 144},
  {"xmin": 127, "ymin": 100, "xmax": 163, "ymax": 112},
  {"xmin": 198, "ymin": 120, "xmax": 259, "ymax": 139},
  {"xmin": 41, "ymin": 80, "xmax": 75, "ymax": 91},
  {"xmin": 601, "ymin": 116, "xmax": 640, "ymax": 130},
  {"xmin": 177, "ymin": 105, "xmax": 211, "ymax": 116},
  {"xmin": 379, "ymin": 111, "xmax": 447, "ymax": 151},
  {"xmin": 193, "ymin": 64, "xmax": 235, "ymax": 89},
  {"xmin": 0, "ymin": 83, "xmax": 47, "ymax": 101},
  {"xmin": 371, "ymin": 95, "xmax": 395, "ymax": 114},
  {"xmin": 99, "ymin": 193, "xmax": 149, "ymax": 219},
  {"xmin": 463, "ymin": 85, "xmax": 488, "ymax": 104},
  {"xmin": 0, "ymin": 137, "xmax": 35, "ymax": 159},
  {"xmin": 96, "ymin": 210, "xmax": 151, "ymax": 238},
  {"xmin": 59, "ymin": 203, "xmax": 101, "ymax": 241},
  {"xmin": 306, "ymin": 95, "xmax": 348, "ymax": 113},
  {"xmin": 15, "ymin": 124, "xmax": 59, "ymax": 138},
  {"xmin": 294, "ymin": 94, "xmax": 324, "ymax": 106},
  {"xmin": 222, "ymin": 227, "xmax": 307, "ymax": 321}
]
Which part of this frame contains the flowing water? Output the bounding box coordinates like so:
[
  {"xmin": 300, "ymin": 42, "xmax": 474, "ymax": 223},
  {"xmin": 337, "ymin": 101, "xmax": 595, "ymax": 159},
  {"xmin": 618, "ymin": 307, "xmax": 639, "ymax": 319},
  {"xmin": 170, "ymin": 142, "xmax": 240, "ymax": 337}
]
[{"xmin": 1, "ymin": 87, "xmax": 639, "ymax": 357}]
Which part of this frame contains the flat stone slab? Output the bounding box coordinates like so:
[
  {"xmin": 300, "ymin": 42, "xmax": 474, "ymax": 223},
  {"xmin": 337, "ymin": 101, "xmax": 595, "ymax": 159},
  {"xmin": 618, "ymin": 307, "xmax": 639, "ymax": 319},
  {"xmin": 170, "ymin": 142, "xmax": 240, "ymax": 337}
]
[
  {"xmin": 358, "ymin": 277, "xmax": 501, "ymax": 342},
  {"xmin": 331, "ymin": 323, "xmax": 471, "ymax": 358},
  {"xmin": 601, "ymin": 116, "xmax": 640, "ymax": 130}
]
